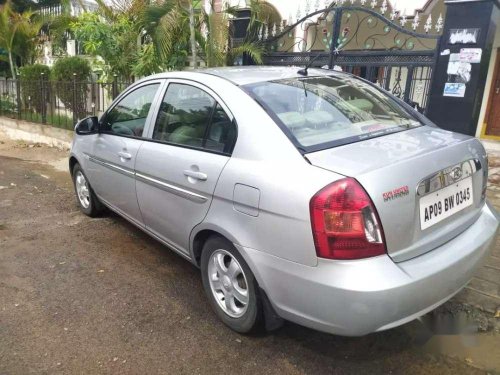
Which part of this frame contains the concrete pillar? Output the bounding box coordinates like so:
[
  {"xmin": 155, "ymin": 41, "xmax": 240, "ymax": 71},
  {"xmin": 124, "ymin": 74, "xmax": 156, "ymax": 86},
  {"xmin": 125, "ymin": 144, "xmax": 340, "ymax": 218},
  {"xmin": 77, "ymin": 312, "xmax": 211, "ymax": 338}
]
[
  {"xmin": 426, "ymin": 0, "xmax": 499, "ymax": 136},
  {"xmin": 229, "ymin": 8, "xmax": 258, "ymax": 65}
]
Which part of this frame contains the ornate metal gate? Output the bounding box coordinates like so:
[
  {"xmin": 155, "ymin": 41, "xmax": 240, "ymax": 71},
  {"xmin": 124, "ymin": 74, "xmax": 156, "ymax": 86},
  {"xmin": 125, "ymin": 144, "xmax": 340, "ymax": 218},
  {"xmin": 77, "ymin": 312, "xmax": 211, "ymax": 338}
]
[{"xmin": 256, "ymin": 1, "xmax": 444, "ymax": 114}]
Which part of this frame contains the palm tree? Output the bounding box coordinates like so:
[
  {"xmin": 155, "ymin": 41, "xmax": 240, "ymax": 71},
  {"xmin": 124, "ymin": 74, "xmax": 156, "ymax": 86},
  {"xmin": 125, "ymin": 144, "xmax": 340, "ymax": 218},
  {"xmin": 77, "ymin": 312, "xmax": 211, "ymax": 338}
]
[
  {"xmin": 143, "ymin": 0, "xmax": 266, "ymax": 69},
  {"xmin": 201, "ymin": 0, "xmax": 269, "ymax": 67},
  {"xmin": 0, "ymin": 0, "xmax": 42, "ymax": 78},
  {"xmin": 141, "ymin": 0, "xmax": 194, "ymax": 68}
]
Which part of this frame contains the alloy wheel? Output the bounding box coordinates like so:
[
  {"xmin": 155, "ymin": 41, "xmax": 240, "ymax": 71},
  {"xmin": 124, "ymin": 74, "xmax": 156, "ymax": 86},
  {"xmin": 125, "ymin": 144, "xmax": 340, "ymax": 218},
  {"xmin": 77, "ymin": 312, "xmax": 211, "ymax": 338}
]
[
  {"xmin": 75, "ymin": 171, "xmax": 90, "ymax": 209},
  {"xmin": 208, "ymin": 249, "xmax": 249, "ymax": 318}
]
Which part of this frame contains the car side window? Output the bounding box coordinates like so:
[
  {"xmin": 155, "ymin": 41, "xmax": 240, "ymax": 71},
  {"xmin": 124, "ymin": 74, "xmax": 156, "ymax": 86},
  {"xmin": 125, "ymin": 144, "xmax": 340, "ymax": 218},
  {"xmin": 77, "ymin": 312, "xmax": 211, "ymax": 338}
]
[
  {"xmin": 101, "ymin": 83, "xmax": 160, "ymax": 137},
  {"xmin": 205, "ymin": 103, "xmax": 236, "ymax": 154},
  {"xmin": 153, "ymin": 83, "xmax": 236, "ymax": 153},
  {"xmin": 153, "ymin": 83, "xmax": 215, "ymax": 148}
]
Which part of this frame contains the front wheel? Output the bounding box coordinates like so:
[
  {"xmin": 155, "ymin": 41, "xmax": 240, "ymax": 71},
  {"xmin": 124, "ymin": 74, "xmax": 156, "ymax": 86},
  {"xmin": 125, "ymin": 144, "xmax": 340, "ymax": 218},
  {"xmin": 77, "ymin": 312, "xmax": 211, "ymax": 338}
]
[
  {"xmin": 201, "ymin": 236, "xmax": 263, "ymax": 333},
  {"xmin": 72, "ymin": 163, "xmax": 103, "ymax": 217}
]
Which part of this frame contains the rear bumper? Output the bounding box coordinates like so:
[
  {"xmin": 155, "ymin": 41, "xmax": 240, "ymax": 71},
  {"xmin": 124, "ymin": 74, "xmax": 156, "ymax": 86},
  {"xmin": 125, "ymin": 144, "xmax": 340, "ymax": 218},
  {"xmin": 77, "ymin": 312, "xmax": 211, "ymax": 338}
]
[{"xmin": 237, "ymin": 202, "xmax": 498, "ymax": 336}]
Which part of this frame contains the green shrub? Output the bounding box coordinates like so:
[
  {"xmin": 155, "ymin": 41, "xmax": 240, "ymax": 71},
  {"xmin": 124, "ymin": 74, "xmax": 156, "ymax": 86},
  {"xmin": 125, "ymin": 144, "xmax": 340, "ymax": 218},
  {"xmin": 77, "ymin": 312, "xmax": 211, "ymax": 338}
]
[
  {"xmin": 51, "ymin": 57, "xmax": 91, "ymax": 120},
  {"xmin": 19, "ymin": 64, "xmax": 51, "ymax": 114},
  {"xmin": 0, "ymin": 97, "xmax": 17, "ymax": 115}
]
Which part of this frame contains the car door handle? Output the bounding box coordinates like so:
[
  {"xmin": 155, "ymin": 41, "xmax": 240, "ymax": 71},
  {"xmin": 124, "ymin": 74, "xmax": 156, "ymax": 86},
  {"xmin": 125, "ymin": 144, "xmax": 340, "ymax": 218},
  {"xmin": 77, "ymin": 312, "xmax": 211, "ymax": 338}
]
[
  {"xmin": 118, "ymin": 151, "xmax": 132, "ymax": 160},
  {"xmin": 183, "ymin": 170, "xmax": 208, "ymax": 181}
]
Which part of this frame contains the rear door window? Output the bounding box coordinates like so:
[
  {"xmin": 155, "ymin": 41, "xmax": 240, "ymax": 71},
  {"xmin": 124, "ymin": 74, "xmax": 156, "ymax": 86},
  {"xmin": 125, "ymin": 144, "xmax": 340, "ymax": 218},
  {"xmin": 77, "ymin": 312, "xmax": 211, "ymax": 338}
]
[
  {"xmin": 153, "ymin": 83, "xmax": 214, "ymax": 147},
  {"xmin": 204, "ymin": 103, "xmax": 236, "ymax": 154},
  {"xmin": 243, "ymin": 75, "xmax": 421, "ymax": 152},
  {"xmin": 152, "ymin": 83, "xmax": 236, "ymax": 154}
]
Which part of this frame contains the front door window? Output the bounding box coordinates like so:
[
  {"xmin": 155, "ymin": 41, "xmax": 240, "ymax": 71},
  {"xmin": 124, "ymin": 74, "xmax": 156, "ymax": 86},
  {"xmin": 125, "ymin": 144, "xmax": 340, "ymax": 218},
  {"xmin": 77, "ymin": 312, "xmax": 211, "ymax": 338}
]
[{"xmin": 101, "ymin": 84, "xmax": 160, "ymax": 137}]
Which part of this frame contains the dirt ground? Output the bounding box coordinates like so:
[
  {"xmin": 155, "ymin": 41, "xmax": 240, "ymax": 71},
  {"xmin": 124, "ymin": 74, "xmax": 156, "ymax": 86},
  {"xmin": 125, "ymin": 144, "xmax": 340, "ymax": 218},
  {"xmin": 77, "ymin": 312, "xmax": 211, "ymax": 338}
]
[{"xmin": 0, "ymin": 135, "xmax": 498, "ymax": 375}]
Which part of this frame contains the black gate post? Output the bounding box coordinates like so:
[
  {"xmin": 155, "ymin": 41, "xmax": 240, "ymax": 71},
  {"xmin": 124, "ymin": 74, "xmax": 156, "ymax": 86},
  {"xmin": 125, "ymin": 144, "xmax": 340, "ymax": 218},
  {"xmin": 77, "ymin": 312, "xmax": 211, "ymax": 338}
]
[
  {"xmin": 426, "ymin": 0, "xmax": 499, "ymax": 135},
  {"xmin": 403, "ymin": 66, "xmax": 415, "ymax": 104},
  {"xmin": 40, "ymin": 72, "xmax": 47, "ymax": 124},
  {"xmin": 112, "ymin": 74, "xmax": 118, "ymax": 99},
  {"xmin": 0, "ymin": 78, "xmax": 3, "ymax": 116},
  {"xmin": 72, "ymin": 73, "xmax": 77, "ymax": 124},
  {"xmin": 16, "ymin": 74, "xmax": 21, "ymax": 120},
  {"xmin": 328, "ymin": 9, "xmax": 343, "ymax": 69}
]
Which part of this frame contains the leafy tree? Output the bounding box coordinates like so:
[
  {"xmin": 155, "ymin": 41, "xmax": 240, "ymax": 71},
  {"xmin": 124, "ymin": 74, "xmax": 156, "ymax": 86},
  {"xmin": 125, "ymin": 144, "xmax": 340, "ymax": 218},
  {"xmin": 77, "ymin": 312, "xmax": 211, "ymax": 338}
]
[
  {"xmin": 51, "ymin": 56, "xmax": 91, "ymax": 119},
  {"xmin": 141, "ymin": 1, "xmax": 191, "ymax": 69},
  {"xmin": 19, "ymin": 63, "xmax": 51, "ymax": 113},
  {"xmin": 0, "ymin": 0, "xmax": 42, "ymax": 78},
  {"xmin": 70, "ymin": 6, "xmax": 142, "ymax": 80},
  {"xmin": 133, "ymin": 43, "xmax": 163, "ymax": 78},
  {"xmin": 166, "ymin": 43, "xmax": 189, "ymax": 70}
]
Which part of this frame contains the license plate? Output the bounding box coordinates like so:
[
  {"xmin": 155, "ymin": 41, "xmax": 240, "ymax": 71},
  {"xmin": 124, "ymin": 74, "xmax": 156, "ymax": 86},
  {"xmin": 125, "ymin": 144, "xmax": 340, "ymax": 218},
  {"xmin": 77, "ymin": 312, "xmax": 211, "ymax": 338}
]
[{"xmin": 419, "ymin": 177, "xmax": 473, "ymax": 230}]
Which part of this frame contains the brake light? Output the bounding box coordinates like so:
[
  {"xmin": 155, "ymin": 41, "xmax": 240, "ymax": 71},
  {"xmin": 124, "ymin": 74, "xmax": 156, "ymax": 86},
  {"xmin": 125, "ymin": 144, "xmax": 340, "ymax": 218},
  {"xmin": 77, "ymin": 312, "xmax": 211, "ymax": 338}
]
[{"xmin": 310, "ymin": 178, "xmax": 386, "ymax": 260}]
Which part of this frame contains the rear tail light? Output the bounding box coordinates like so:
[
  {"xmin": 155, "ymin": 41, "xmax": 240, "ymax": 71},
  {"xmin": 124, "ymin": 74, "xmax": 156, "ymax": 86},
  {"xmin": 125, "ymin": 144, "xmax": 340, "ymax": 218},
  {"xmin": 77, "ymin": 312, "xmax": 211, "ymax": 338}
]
[{"xmin": 310, "ymin": 178, "xmax": 386, "ymax": 260}]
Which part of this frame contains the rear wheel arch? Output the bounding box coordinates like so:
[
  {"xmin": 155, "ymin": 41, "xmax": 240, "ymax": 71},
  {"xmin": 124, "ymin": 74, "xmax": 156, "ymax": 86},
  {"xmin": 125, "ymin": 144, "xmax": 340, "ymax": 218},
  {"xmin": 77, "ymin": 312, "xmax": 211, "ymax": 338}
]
[{"xmin": 192, "ymin": 229, "xmax": 236, "ymax": 267}]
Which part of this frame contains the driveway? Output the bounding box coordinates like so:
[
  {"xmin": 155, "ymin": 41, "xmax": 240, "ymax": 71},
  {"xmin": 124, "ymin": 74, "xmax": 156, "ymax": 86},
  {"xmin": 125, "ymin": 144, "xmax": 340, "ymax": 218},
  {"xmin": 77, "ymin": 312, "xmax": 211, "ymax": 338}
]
[{"xmin": 0, "ymin": 134, "xmax": 498, "ymax": 374}]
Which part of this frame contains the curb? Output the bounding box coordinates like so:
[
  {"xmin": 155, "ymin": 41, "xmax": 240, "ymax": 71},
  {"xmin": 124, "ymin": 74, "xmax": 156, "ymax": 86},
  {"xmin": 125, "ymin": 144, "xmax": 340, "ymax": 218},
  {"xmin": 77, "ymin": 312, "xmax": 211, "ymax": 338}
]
[{"xmin": 0, "ymin": 117, "xmax": 73, "ymax": 150}]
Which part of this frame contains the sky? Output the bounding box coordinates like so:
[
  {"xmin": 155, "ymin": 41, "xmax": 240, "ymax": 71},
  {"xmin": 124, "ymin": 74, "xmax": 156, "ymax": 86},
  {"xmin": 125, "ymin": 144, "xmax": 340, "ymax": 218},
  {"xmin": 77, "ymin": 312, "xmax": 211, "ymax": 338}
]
[
  {"xmin": 83, "ymin": 0, "xmax": 432, "ymax": 16},
  {"xmin": 226, "ymin": 0, "xmax": 432, "ymax": 19},
  {"xmin": 394, "ymin": 0, "xmax": 430, "ymax": 14}
]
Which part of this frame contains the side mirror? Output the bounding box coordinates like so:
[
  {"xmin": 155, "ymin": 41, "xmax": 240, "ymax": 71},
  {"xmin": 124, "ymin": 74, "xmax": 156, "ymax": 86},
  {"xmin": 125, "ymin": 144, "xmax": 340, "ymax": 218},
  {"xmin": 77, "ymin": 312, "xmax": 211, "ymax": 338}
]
[{"xmin": 75, "ymin": 116, "xmax": 99, "ymax": 135}]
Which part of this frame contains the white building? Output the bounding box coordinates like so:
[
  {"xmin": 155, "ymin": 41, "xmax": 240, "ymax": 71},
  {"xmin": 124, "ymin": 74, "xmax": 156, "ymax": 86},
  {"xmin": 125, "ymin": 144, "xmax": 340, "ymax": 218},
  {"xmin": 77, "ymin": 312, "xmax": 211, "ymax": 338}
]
[{"xmin": 39, "ymin": 0, "xmax": 98, "ymax": 66}]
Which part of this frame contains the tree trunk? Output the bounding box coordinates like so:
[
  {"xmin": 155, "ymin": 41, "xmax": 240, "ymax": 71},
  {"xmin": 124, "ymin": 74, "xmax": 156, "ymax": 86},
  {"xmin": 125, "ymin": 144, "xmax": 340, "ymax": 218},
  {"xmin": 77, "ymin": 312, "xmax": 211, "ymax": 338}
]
[
  {"xmin": 189, "ymin": 2, "xmax": 197, "ymax": 68},
  {"xmin": 8, "ymin": 50, "xmax": 16, "ymax": 79}
]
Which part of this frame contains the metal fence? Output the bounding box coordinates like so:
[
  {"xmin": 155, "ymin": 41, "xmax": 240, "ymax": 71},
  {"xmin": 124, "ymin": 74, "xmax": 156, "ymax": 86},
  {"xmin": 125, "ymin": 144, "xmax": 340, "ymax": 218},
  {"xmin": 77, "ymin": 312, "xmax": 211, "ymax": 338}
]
[
  {"xmin": 256, "ymin": 5, "xmax": 442, "ymax": 114},
  {"xmin": 0, "ymin": 77, "xmax": 132, "ymax": 129}
]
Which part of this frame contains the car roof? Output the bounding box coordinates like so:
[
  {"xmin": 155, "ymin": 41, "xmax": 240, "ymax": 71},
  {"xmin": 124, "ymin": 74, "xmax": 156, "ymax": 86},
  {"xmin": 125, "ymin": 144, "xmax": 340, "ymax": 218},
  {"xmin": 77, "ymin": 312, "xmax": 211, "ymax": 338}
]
[
  {"xmin": 198, "ymin": 66, "xmax": 337, "ymax": 85},
  {"xmin": 146, "ymin": 66, "xmax": 340, "ymax": 86}
]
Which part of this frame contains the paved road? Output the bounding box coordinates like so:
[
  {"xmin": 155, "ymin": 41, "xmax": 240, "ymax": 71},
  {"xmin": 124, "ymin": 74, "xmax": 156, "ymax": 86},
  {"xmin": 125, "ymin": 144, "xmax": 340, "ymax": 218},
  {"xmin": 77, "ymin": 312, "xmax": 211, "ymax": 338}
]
[{"xmin": 0, "ymin": 139, "xmax": 496, "ymax": 374}]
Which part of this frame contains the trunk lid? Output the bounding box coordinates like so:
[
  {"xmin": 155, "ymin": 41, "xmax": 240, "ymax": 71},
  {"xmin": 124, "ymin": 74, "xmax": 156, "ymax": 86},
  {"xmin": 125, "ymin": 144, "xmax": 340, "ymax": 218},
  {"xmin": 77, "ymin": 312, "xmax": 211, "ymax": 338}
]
[{"xmin": 306, "ymin": 126, "xmax": 488, "ymax": 262}]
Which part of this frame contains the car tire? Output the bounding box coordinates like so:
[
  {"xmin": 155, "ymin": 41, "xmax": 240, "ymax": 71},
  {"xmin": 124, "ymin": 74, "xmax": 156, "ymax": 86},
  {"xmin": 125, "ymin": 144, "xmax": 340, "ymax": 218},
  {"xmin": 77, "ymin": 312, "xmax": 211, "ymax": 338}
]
[
  {"xmin": 201, "ymin": 236, "xmax": 263, "ymax": 333},
  {"xmin": 72, "ymin": 163, "xmax": 103, "ymax": 217}
]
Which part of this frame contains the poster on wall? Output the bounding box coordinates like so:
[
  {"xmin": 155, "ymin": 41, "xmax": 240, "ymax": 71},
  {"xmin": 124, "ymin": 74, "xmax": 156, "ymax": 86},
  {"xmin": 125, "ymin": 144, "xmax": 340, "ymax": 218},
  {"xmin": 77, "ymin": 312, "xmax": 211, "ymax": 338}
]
[
  {"xmin": 447, "ymin": 61, "xmax": 472, "ymax": 82},
  {"xmin": 443, "ymin": 83, "xmax": 466, "ymax": 97},
  {"xmin": 447, "ymin": 53, "xmax": 472, "ymax": 83},
  {"xmin": 459, "ymin": 48, "xmax": 482, "ymax": 63},
  {"xmin": 448, "ymin": 28, "xmax": 480, "ymax": 44}
]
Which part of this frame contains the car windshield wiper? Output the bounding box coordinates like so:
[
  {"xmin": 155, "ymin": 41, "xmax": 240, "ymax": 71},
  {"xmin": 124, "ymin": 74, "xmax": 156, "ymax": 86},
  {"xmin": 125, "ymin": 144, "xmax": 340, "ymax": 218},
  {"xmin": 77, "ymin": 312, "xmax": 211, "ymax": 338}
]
[
  {"xmin": 377, "ymin": 115, "xmax": 420, "ymax": 129},
  {"xmin": 397, "ymin": 119, "xmax": 421, "ymax": 128}
]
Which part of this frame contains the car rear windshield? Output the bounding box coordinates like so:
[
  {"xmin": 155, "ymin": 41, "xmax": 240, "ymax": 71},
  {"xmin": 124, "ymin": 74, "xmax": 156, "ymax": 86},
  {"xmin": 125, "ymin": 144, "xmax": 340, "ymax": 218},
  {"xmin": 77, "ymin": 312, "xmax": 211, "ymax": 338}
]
[{"xmin": 242, "ymin": 75, "xmax": 422, "ymax": 152}]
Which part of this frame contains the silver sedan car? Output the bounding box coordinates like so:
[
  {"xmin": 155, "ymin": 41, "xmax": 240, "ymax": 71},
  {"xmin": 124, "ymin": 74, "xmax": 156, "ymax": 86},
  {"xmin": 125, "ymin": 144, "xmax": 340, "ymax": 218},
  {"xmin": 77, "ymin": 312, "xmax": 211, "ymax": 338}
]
[{"xmin": 69, "ymin": 66, "xmax": 498, "ymax": 336}]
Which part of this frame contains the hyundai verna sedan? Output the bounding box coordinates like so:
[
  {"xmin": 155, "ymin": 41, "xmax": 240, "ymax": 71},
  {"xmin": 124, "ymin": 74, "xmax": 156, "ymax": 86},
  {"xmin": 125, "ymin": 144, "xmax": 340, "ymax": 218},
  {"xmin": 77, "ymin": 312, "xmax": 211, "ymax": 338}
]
[{"xmin": 69, "ymin": 66, "xmax": 498, "ymax": 336}]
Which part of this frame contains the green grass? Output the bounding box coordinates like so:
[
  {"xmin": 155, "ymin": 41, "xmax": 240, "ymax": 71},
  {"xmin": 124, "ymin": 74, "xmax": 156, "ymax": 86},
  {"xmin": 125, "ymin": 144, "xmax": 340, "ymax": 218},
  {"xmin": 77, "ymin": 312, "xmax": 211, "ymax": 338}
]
[
  {"xmin": 19, "ymin": 111, "xmax": 75, "ymax": 130},
  {"xmin": 1, "ymin": 97, "xmax": 77, "ymax": 130}
]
